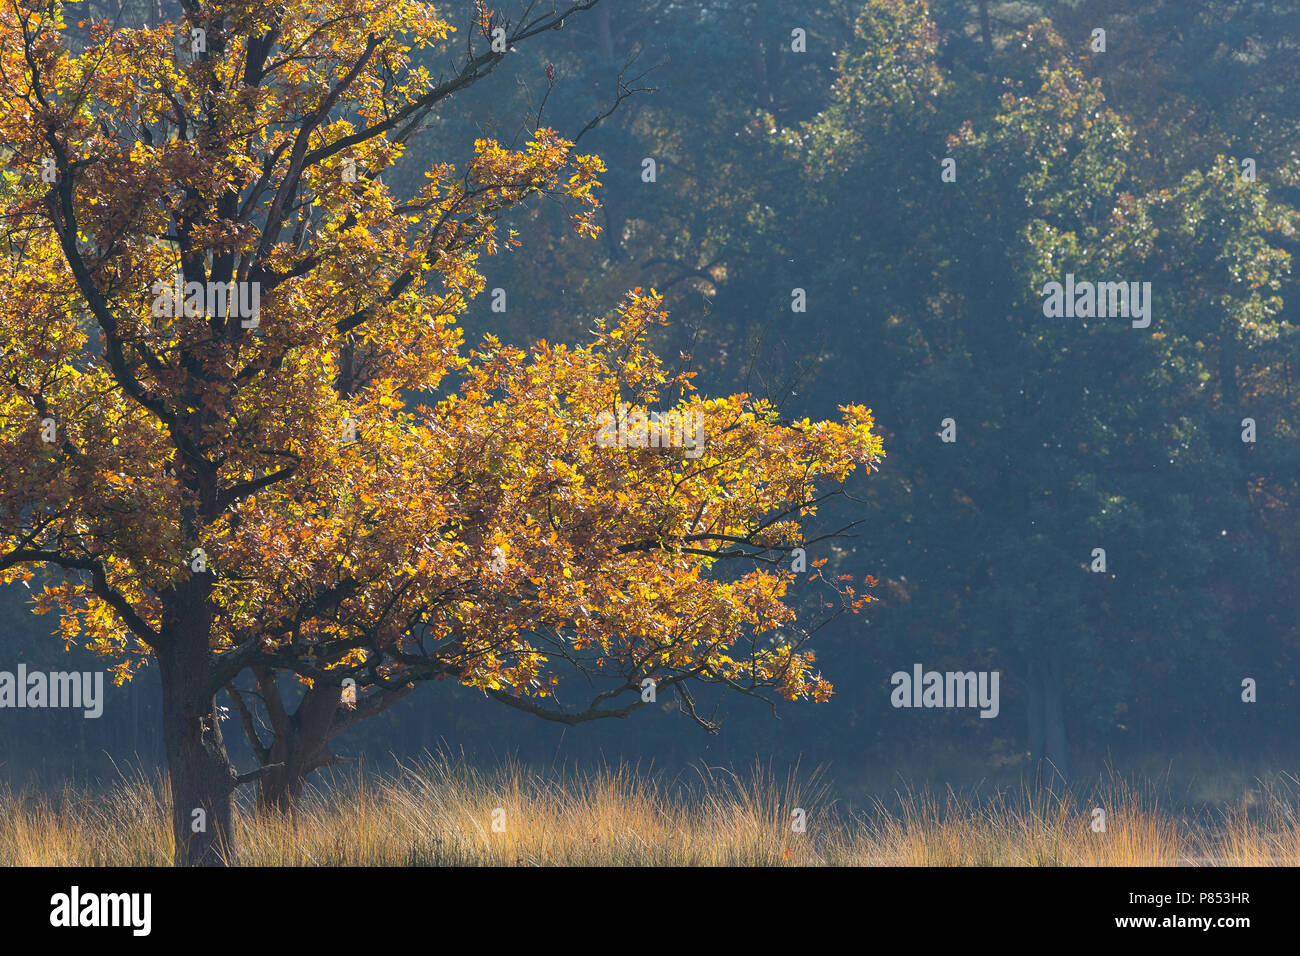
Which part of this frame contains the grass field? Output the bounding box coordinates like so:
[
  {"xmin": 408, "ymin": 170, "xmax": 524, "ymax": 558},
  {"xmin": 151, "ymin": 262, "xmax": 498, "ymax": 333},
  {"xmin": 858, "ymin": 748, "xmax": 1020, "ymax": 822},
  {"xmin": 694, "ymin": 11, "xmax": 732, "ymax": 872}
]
[{"xmin": 2, "ymin": 754, "xmax": 1298, "ymax": 865}]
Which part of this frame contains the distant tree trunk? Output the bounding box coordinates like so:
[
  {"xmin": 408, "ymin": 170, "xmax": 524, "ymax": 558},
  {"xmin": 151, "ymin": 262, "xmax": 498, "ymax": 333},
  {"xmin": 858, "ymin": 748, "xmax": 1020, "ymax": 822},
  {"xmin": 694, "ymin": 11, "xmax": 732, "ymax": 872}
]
[
  {"xmin": 764, "ymin": 32, "xmax": 783, "ymax": 113},
  {"xmin": 603, "ymin": 195, "xmax": 626, "ymax": 262},
  {"xmin": 596, "ymin": 5, "xmax": 614, "ymax": 59},
  {"xmin": 1026, "ymin": 659, "xmax": 1044, "ymax": 764},
  {"xmin": 1027, "ymin": 654, "xmax": 1070, "ymax": 783},
  {"xmin": 751, "ymin": 40, "xmax": 772, "ymax": 107},
  {"xmin": 131, "ymin": 675, "xmax": 140, "ymax": 755},
  {"xmin": 979, "ymin": 1, "xmax": 993, "ymax": 56},
  {"xmin": 1220, "ymin": 331, "xmax": 1253, "ymax": 497},
  {"xmin": 1041, "ymin": 656, "xmax": 1070, "ymax": 780},
  {"xmin": 588, "ymin": 8, "xmax": 628, "ymax": 263}
]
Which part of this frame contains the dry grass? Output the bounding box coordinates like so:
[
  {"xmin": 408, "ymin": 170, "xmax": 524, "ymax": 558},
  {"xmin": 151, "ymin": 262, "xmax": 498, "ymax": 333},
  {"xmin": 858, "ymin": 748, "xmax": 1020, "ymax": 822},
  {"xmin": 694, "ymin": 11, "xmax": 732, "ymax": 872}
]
[{"xmin": 2, "ymin": 754, "xmax": 1298, "ymax": 865}]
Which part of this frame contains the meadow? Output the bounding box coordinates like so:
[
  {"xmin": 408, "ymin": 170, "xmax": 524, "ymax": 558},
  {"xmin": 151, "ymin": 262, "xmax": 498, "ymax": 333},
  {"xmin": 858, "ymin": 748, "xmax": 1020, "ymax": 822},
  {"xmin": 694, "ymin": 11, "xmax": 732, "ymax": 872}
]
[{"xmin": 2, "ymin": 754, "xmax": 1297, "ymax": 866}]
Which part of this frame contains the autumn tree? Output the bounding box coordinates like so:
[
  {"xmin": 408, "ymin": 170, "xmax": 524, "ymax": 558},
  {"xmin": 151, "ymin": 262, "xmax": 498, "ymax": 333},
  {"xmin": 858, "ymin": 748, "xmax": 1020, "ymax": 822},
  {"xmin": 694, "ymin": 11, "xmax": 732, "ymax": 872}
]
[{"xmin": 0, "ymin": 0, "xmax": 882, "ymax": 863}]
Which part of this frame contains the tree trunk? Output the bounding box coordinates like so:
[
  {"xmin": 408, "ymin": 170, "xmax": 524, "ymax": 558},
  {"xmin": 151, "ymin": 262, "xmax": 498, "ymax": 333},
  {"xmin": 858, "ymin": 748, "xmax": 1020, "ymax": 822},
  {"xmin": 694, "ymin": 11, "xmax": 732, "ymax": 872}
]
[
  {"xmin": 595, "ymin": 5, "xmax": 614, "ymax": 59},
  {"xmin": 1026, "ymin": 659, "xmax": 1044, "ymax": 764},
  {"xmin": 255, "ymin": 678, "xmax": 341, "ymax": 813},
  {"xmin": 158, "ymin": 634, "xmax": 237, "ymax": 866},
  {"xmin": 603, "ymin": 195, "xmax": 626, "ymax": 262},
  {"xmin": 1027, "ymin": 654, "xmax": 1070, "ymax": 784},
  {"xmin": 257, "ymin": 762, "xmax": 308, "ymax": 813},
  {"xmin": 751, "ymin": 41, "xmax": 772, "ymax": 108},
  {"xmin": 230, "ymin": 672, "xmax": 418, "ymax": 813},
  {"xmin": 1041, "ymin": 656, "xmax": 1070, "ymax": 781}
]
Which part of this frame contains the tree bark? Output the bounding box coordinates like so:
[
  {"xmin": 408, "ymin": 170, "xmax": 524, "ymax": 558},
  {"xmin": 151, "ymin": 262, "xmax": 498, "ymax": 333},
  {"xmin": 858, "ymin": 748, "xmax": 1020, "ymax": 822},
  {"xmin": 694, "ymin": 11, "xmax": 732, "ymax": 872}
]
[
  {"xmin": 158, "ymin": 632, "xmax": 237, "ymax": 866},
  {"xmin": 254, "ymin": 674, "xmax": 341, "ymax": 813}
]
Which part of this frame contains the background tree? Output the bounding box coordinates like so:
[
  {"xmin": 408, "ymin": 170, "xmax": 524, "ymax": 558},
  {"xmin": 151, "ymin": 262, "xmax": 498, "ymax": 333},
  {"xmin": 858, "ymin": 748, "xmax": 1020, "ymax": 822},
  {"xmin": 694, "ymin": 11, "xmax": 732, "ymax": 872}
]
[{"xmin": 738, "ymin": 1, "xmax": 1296, "ymax": 775}]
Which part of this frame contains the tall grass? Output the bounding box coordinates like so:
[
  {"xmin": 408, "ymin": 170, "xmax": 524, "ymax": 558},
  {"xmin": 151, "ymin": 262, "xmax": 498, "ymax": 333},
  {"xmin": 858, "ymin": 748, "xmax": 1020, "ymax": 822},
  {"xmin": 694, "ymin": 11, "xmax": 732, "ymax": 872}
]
[{"xmin": 1, "ymin": 754, "xmax": 1297, "ymax": 865}]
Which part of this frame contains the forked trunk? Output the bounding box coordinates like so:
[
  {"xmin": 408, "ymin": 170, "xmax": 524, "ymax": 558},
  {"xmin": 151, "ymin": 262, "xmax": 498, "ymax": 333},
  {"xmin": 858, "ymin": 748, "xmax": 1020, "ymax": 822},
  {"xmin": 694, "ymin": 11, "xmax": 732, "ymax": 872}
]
[
  {"xmin": 226, "ymin": 665, "xmax": 420, "ymax": 815},
  {"xmin": 250, "ymin": 671, "xmax": 344, "ymax": 815},
  {"xmin": 234, "ymin": 673, "xmax": 417, "ymax": 813}
]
